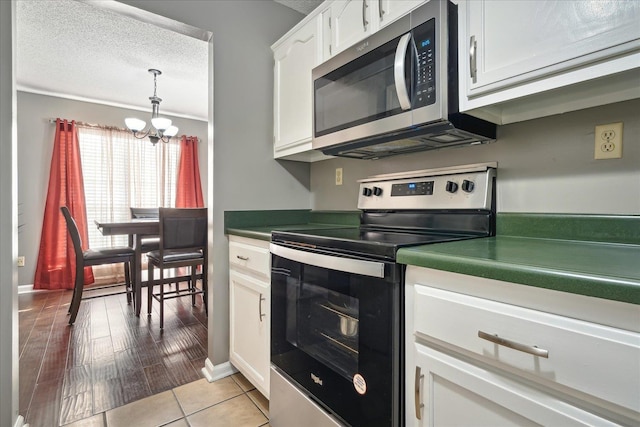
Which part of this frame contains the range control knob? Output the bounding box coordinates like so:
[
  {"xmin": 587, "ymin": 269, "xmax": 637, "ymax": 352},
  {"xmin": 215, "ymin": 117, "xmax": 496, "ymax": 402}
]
[
  {"xmin": 373, "ymin": 186, "xmax": 383, "ymax": 196},
  {"xmin": 461, "ymin": 180, "xmax": 475, "ymax": 193},
  {"xmin": 445, "ymin": 181, "xmax": 458, "ymax": 193},
  {"xmin": 362, "ymin": 187, "xmax": 373, "ymax": 197}
]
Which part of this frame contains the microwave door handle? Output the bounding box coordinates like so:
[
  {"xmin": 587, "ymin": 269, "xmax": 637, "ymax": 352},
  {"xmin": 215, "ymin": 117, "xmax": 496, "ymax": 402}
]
[{"xmin": 394, "ymin": 32, "xmax": 412, "ymax": 111}]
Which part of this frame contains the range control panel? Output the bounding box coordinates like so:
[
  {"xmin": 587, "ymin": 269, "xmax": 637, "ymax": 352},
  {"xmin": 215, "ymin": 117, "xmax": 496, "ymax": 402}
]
[
  {"xmin": 391, "ymin": 181, "xmax": 434, "ymax": 196},
  {"xmin": 357, "ymin": 164, "xmax": 496, "ymax": 211}
]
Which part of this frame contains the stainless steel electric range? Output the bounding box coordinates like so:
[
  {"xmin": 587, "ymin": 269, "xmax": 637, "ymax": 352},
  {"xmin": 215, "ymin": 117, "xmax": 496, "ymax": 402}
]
[{"xmin": 270, "ymin": 163, "xmax": 497, "ymax": 427}]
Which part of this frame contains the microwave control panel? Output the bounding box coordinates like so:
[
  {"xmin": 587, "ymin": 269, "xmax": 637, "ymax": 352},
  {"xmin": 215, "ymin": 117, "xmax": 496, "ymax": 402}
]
[{"xmin": 413, "ymin": 18, "xmax": 436, "ymax": 108}]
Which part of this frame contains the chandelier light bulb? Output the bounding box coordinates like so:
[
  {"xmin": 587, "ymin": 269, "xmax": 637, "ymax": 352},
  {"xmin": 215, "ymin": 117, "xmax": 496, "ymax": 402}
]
[
  {"xmin": 125, "ymin": 118, "xmax": 146, "ymax": 132},
  {"xmin": 164, "ymin": 125, "xmax": 179, "ymax": 137},
  {"xmin": 151, "ymin": 117, "xmax": 172, "ymax": 132}
]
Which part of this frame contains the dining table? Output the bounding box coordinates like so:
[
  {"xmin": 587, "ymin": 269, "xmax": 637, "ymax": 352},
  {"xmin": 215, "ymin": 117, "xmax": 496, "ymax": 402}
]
[{"xmin": 94, "ymin": 218, "xmax": 159, "ymax": 316}]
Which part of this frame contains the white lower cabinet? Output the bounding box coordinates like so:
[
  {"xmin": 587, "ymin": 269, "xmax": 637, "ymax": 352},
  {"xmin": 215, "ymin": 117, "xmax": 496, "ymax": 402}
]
[
  {"xmin": 414, "ymin": 344, "xmax": 616, "ymax": 427},
  {"xmin": 405, "ymin": 266, "xmax": 640, "ymax": 427},
  {"xmin": 229, "ymin": 236, "xmax": 270, "ymax": 398}
]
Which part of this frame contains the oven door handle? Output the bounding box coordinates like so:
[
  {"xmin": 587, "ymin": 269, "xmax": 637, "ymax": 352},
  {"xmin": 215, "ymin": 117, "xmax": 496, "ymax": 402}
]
[{"xmin": 270, "ymin": 243, "xmax": 385, "ymax": 278}]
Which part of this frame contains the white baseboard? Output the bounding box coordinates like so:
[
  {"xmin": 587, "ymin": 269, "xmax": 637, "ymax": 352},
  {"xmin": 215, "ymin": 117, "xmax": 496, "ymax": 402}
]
[
  {"xmin": 202, "ymin": 358, "xmax": 237, "ymax": 382},
  {"xmin": 18, "ymin": 284, "xmax": 34, "ymax": 294}
]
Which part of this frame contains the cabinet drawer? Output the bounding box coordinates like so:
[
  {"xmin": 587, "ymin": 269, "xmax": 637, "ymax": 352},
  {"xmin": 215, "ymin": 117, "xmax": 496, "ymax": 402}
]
[
  {"xmin": 229, "ymin": 238, "xmax": 270, "ymax": 278},
  {"xmin": 413, "ymin": 285, "xmax": 640, "ymax": 414}
]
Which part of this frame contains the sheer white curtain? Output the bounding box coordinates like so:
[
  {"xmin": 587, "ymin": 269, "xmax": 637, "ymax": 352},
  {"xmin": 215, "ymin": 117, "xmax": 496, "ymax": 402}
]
[{"xmin": 78, "ymin": 125, "xmax": 180, "ymax": 283}]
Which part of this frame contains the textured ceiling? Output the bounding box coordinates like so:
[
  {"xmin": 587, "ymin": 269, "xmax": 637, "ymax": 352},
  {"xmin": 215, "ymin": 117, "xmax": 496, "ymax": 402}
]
[
  {"xmin": 274, "ymin": 0, "xmax": 325, "ymax": 15},
  {"xmin": 16, "ymin": 0, "xmax": 322, "ymax": 122},
  {"xmin": 16, "ymin": 0, "xmax": 209, "ymax": 121}
]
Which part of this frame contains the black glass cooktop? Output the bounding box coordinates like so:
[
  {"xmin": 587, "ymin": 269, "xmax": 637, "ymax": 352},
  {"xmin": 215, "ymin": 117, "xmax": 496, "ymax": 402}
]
[{"xmin": 271, "ymin": 227, "xmax": 478, "ymax": 261}]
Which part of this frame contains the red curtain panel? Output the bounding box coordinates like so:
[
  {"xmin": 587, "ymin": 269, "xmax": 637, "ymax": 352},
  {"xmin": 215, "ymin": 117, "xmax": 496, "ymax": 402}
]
[
  {"xmin": 33, "ymin": 119, "xmax": 94, "ymax": 289},
  {"xmin": 175, "ymin": 135, "xmax": 204, "ymax": 208}
]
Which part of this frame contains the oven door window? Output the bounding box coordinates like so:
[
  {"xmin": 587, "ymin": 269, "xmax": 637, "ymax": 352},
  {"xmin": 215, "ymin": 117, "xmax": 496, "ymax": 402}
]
[
  {"xmin": 272, "ymin": 252, "xmax": 401, "ymax": 427},
  {"xmin": 290, "ymin": 275, "xmax": 361, "ymax": 381}
]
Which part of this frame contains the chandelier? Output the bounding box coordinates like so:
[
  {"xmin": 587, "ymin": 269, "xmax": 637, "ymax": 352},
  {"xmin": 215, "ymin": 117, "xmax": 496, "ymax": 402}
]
[{"xmin": 125, "ymin": 69, "xmax": 178, "ymax": 145}]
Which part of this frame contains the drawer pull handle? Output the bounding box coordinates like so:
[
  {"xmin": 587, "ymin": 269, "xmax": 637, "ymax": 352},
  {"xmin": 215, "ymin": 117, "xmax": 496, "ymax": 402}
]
[
  {"xmin": 236, "ymin": 255, "xmax": 249, "ymax": 261},
  {"xmin": 415, "ymin": 366, "xmax": 424, "ymax": 420},
  {"xmin": 259, "ymin": 293, "xmax": 266, "ymax": 322},
  {"xmin": 478, "ymin": 331, "xmax": 549, "ymax": 358}
]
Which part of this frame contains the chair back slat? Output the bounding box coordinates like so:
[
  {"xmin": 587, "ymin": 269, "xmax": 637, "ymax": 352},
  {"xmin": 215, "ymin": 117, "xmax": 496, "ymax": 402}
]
[{"xmin": 159, "ymin": 208, "xmax": 207, "ymax": 251}]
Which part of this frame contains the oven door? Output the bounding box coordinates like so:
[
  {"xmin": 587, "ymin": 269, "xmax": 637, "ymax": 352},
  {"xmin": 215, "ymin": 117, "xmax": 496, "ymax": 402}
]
[{"xmin": 270, "ymin": 243, "xmax": 403, "ymax": 427}]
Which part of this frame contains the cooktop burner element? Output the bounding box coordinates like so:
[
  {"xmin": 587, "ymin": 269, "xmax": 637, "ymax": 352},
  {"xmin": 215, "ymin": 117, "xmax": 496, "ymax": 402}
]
[{"xmin": 272, "ymin": 162, "xmax": 497, "ymax": 261}]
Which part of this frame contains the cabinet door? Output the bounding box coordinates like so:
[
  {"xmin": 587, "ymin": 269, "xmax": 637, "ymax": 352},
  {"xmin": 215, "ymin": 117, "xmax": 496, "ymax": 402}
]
[
  {"xmin": 412, "ymin": 344, "xmax": 618, "ymax": 427},
  {"xmin": 466, "ymin": 0, "xmax": 640, "ymax": 96},
  {"xmin": 273, "ymin": 17, "xmax": 321, "ymax": 160},
  {"xmin": 377, "ymin": 0, "xmax": 423, "ymax": 29},
  {"xmin": 229, "ymin": 270, "xmax": 270, "ymax": 398},
  {"xmin": 329, "ymin": 0, "xmax": 375, "ymax": 57}
]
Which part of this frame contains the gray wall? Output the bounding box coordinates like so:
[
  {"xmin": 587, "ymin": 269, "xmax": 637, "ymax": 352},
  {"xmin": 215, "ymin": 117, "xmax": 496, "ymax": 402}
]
[
  {"xmin": 119, "ymin": 0, "xmax": 311, "ymax": 367},
  {"xmin": 1, "ymin": 1, "xmax": 19, "ymax": 425},
  {"xmin": 311, "ymin": 99, "xmax": 640, "ymax": 215},
  {"xmin": 16, "ymin": 91, "xmax": 209, "ymax": 287}
]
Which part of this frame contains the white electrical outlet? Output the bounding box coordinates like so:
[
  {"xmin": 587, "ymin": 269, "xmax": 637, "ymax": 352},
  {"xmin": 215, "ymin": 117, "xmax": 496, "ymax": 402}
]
[
  {"xmin": 17, "ymin": 256, "xmax": 25, "ymax": 267},
  {"xmin": 335, "ymin": 168, "xmax": 343, "ymax": 186},
  {"xmin": 594, "ymin": 122, "xmax": 623, "ymax": 160}
]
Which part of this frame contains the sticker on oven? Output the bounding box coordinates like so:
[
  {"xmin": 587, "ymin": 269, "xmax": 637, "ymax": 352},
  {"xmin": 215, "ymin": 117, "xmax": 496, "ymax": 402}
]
[{"xmin": 353, "ymin": 373, "xmax": 367, "ymax": 395}]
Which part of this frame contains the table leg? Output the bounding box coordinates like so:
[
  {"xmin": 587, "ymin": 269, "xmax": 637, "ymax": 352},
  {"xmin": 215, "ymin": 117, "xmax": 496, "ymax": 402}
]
[{"xmin": 134, "ymin": 234, "xmax": 143, "ymax": 316}]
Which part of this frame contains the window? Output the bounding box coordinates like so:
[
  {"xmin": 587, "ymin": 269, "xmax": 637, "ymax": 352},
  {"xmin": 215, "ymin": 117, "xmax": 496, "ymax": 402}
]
[{"xmin": 78, "ymin": 125, "xmax": 180, "ymax": 248}]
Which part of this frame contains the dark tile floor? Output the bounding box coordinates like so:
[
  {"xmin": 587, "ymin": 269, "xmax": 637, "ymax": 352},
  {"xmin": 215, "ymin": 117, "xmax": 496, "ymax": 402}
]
[{"xmin": 19, "ymin": 283, "xmax": 208, "ymax": 427}]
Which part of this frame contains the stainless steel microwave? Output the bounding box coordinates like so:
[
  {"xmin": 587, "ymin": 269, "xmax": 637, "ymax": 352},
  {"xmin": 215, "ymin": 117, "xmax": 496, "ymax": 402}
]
[{"xmin": 312, "ymin": 0, "xmax": 496, "ymax": 160}]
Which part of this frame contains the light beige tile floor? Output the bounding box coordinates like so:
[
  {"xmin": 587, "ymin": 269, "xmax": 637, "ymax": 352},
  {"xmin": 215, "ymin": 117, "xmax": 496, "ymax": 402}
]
[{"xmin": 65, "ymin": 372, "xmax": 269, "ymax": 427}]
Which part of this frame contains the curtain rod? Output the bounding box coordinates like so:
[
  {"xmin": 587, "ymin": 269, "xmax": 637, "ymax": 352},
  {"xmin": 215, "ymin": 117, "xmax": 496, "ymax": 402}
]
[
  {"xmin": 48, "ymin": 119, "xmax": 200, "ymax": 143},
  {"xmin": 48, "ymin": 118, "xmax": 128, "ymax": 132}
]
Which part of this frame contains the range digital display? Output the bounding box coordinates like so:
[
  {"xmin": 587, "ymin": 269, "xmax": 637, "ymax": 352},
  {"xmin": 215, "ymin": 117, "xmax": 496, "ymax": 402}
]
[{"xmin": 391, "ymin": 181, "xmax": 433, "ymax": 196}]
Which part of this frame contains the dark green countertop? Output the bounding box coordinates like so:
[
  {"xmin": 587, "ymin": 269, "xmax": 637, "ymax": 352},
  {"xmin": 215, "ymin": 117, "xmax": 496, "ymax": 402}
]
[
  {"xmin": 398, "ymin": 214, "xmax": 640, "ymax": 305},
  {"xmin": 225, "ymin": 210, "xmax": 359, "ymax": 241},
  {"xmin": 225, "ymin": 211, "xmax": 640, "ymax": 304},
  {"xmin": 227, "ymin": 223, "xmax": 353, "ymax": 241}
]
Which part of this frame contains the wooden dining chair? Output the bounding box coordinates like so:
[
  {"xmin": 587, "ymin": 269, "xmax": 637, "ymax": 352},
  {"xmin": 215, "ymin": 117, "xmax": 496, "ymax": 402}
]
[
  {"xmin": 60, "ymin": 206, "xmax": 136, "ymax": 325},
  {"xmin": 130, "ymin": 207, "xmax": 186, "ymax": 292},
  {"xmin": 146, "ymin": 207, "xmax": 208, "ymax": 329},
  {"xmin": 129, "ymin": 207, "xmax": 160, "ymax": 252}
]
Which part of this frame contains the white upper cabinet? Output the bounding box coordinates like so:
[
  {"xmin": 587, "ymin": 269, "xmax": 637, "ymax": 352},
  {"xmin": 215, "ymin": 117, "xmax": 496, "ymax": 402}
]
[
  {"xmin": 327, "ymin": 0, "xmax": 375, "ymax": 57},
  {"xmin": 272, "ymin": 15, "xmax": 329, "ymax": 162},
  {"xmin": 459, "ymin": 0, "xmax": 640, "ymax": 124},
  {"xmin": 325, "ymin": 0, "xmax": 424, "ymax": 58},
  {"xmin": 377, "ymin": 0, "xmax": 424, "ymax": 29}
]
